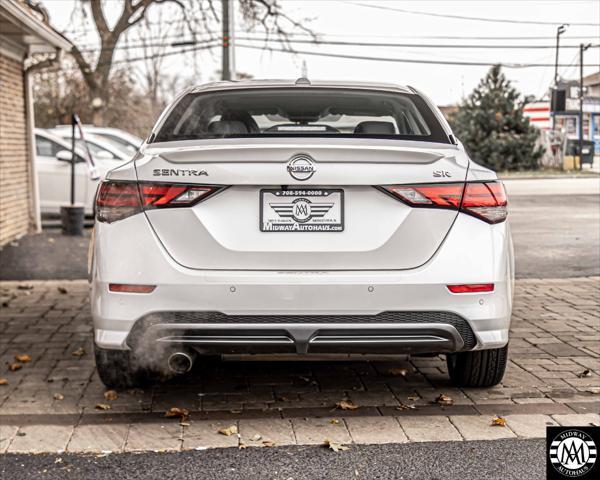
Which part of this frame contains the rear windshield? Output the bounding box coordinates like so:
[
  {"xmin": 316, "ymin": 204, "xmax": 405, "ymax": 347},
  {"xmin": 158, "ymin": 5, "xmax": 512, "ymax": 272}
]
[{"xmin": 153, "ymin": 88, "xmax": 450, "ymax": 144}]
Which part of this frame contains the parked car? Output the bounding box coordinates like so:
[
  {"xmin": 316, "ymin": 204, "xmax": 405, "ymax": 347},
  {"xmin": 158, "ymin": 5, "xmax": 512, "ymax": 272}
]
[
  {"xmin": 90, "ymin": 80, "xmax": 514, "ymax": 389},
  {"xmin": 34, "ymin": 128, "xmax": 126, "ymax": 215},
  {"xmin": 47, "ymin": 128, "xmax": 132, "ymax": 162},
  {"xmin": 50, "ymin": 125, "xmax": 143, "ymax": 155}
]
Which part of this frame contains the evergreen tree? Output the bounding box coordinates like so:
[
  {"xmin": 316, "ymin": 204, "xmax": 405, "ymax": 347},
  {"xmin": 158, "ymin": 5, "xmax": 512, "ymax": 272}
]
[{"xmin": 451, "ymin": 65, "xmax": 543, "ymax": 171}]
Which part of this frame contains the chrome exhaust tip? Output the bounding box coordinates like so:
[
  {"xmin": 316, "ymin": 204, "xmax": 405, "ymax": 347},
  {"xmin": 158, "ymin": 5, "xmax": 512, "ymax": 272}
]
[{"xmin": 167, "ymin": 351, "xmax": 194, "ymax": 374}]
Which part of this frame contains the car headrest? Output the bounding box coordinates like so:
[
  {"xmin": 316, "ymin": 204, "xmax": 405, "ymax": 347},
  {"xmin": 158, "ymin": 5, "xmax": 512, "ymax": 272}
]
[
  {"xmin": 353, "ymin": 121, "xmax": 396, "ymax": 135},
  {"xmin": 207, "ymin": 120, "xmax": 249, "ymax": 135}
]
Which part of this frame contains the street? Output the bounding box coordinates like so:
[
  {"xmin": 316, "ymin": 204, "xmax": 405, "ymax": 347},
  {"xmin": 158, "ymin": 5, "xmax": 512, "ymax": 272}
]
[{"xmin": 1, "ymin": 439, "xmax": 546, "ymax": 480}]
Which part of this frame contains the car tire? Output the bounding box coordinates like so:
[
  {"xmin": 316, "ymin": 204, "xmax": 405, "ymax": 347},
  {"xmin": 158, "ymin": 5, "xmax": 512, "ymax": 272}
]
[
  {"xmin": 446, "ymin": 345, "xmax": 508, "ymax": 387},
  {"xmin": 94, "ymin": 345, "xmax": 151, "ymax": 389}
]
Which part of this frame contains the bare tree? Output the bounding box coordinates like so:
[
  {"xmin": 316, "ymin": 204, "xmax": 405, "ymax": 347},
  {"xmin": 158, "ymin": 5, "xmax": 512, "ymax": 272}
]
[{"xmin": 66, "ymin": 0, "xmax": 312, "ymax": 125}]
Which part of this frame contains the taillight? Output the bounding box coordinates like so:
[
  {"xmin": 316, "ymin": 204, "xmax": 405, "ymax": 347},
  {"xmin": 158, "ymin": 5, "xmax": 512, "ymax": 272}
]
[
  {"xmin": 96, "ymin": 181, "xmax": 223, "ymax": 223},
  {"xmin": 447, "ymin": 284, "xmax": 494, "ymax": 293},
  {"xmin": 379, "ymin": 181, "xmax": 507, "ymax": 224}
]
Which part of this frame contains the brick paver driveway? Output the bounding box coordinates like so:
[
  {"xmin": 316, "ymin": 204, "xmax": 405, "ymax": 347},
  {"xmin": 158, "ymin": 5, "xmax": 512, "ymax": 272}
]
[{"xmin": 0, "ymin": 278, "xmax": 598, "ymax": 453}]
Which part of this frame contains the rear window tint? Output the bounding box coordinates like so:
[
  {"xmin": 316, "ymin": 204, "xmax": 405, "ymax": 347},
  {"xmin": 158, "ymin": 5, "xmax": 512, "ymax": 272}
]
[{"xmin": 154, "ymin": 88, "xmax": 450, "ymax": 144}]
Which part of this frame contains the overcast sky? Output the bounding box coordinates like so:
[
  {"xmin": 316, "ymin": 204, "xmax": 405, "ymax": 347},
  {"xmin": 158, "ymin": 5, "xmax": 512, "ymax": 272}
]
[{"xmin": 42, "ymin": 0, "xmax": 600, "ymax": 105}]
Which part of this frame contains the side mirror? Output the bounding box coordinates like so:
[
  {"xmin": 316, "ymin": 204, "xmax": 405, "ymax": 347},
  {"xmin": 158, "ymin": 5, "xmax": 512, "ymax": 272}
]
[
  {"xmin": 95, "ymin": 150, "xmax": 115, "ymax": 160},
  {"xmin": 55, "ymin": 150, "xmax": 73, "ymax": 162}
]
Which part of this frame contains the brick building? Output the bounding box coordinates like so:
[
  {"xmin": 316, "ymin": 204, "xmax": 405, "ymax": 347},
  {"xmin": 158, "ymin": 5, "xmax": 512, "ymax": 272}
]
[{"xmin": 0, "ymin": 0, "xmax": 70, "ymax": 246}]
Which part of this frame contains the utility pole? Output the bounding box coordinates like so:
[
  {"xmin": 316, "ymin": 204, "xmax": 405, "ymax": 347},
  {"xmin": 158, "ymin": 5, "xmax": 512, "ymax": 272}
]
[
  {"xmin": 554, "ymin": 24, "xmax": 568, "ymax": 85},
  {"xmin": 552, "ymin": 24, "xmax": 567, "ymax": 132},
  {"xmin": 221, "ymin": 0, "xmax": 235, "ymax": 80},
  {"xmin": 578, "ymin": 43, "xmax": 591, "ymax": 170}
]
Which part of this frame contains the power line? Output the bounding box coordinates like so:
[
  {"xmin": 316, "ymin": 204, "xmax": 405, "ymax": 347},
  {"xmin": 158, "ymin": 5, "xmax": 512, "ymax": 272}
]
[
  {"xmin": 349, "ymin": 2, "xmax": 600, "ymax": 27},
  {"xmin": 75, "ymin": 36, "xmax": 600, "ymax": 54},
  {"xmin": 235, "ymin": 43, "xmax": 600, "ymax": 68}
]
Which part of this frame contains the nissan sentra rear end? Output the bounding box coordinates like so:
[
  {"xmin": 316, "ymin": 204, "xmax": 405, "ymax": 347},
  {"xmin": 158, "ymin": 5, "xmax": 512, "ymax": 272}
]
[{"xmin": 89, "ymin": 80, "xmax": 513, "ymax": 388}]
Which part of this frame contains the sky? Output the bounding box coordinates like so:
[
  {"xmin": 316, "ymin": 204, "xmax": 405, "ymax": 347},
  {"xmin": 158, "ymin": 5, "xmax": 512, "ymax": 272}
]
[{"xmin": 41, "ymin": 0, "xmax": 600, "ymax": 106}]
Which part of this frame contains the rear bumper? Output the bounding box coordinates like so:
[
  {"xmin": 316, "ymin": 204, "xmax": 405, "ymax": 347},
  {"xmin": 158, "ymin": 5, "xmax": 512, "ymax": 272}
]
[
  {"xmin": 90, "ymin": 212, "xmax": 514, "ymax": 353},
  {"xmin": 127, "ymin": 311, "xmax": 476, "ymax": 355}
]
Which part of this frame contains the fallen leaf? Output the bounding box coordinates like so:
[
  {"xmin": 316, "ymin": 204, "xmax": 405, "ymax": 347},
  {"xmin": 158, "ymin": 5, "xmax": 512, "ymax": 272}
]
[
  {"xmin": 238, "ymin": 442, "xmax": 248, "ymax": 449},
  {"xmin": 335, "ymin": 399, "xmax": 359, "ymax": 411},
  {"xmin": 95, "ymin": 403, "xmax": 111, "ymax": 411},
  {"xmin": 585, "ymin": 387, "xmax": 600, "ymax": 394},
  {"xmin": 15, "ymin": 354, "xmax": 31, "ymax": 363},
  {"xmin": 47, "ymin": 237, "xmax": 55, "ymax": 244},
  {"xmin": 53, "ymin": 393, "xmax": 64, "ymax": 401},
  {"xmin": 72, "ymin": 347, "xmax": 86, "ymax": 357},
  {"xmin": 164, "ymin": 407, "xmax": 189, "ymax": 421},
  {"xmin": 104, "ymin": 390, "xmax": 118, "ymax": 401},
  {"xmin": 323, "ymin": 439, "xmax": 349, "ymax": 452},
  {"xmin": 218, "ymin": 425, "xmax": 238, "ymax": 436},
  {"xmin": 16, "ymin": 432, "xmax": 26, "ymax": 437},
  {"xmin": 8, "ymin": 363, "xmax": 22, "ymax": 371},
  {"xmin": 434, "ymin": 394, "xmax": 454, "ymax": 406},
  {"xmin": 491, "ymin": 416, "xmax": 507, "ymax": 427},
  {"xmin": 17, "ymin": 285, "xmax": 34, "ymax": 290},
  {"xmin": 407, "ymin": 395, "xmax": 419, "ymax": 402},
  {"xmin": 0, "ymin": 378, "xmax": 8, "ymax": 386},
  {"xmin": 396, "ymin": 403, "xmax": 417, "ymax": 411},
  {"xmin": 329, "ymin": 419, "xmax": 340, "ymax": 424},
  {"xmin": 250, "ymin": 433, "xmax": 262, "ymax": 441},
  {"xmin": 262, "ymin": 440, "xmax": 275, "ymax": 447},
  {"xmin": 578, "ymin": 369, "xmax": 592, "ymax": 378},
  {"xmin": 387, "ymin": 368, "xmax": 409, "ymax": 377},
  {"xmin": 57, "ymin": 287, "xmax": 68, "ymax": 294}
]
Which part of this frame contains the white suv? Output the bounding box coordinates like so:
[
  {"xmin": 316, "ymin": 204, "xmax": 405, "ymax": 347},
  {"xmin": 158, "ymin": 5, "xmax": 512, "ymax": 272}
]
[{"xmin": 90, "ymin": 80, "xmax": 514, "ymax": 389}]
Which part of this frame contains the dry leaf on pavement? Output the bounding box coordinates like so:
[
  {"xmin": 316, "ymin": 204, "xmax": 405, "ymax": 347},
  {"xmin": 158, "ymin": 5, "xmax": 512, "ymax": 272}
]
[
  {"xmin": 14, "ymin": 354, "xmax": 31, "ymax": 363},
  {"xmin": 577, "ymin": 369, "xmax": 592, "ymax": 378},
  {"xmin": 53, "ymin": 393, "xmax": 64, "ymax": 401},
  {"xmin": 335, "ymin": 399, "xmax": 359, "ymax": 411},
  {"xmin": 250, "ymin": 434, "xmax": 262, "ymax": 441},
  {"xmin": 407, "ymin": 395, "xmax": 419, "ymax": 402},
  {"xmin": 218, "ymin": 425, "xmax": 238, "ymax": 436},
  {"xmin": 95, "ymin": 403, "xmax": 111, "ymax": 411},
  {"xmin": 72, "ymin": 347, "xmax": 86, "ymax": 357},
  {"xmin": 0, "ymin": 378, "xmax": 8, "ymax": 386},
  {"xmin": 262, "ymin": 440, "xmax": 275, "ymax": 447},
  {"xmin": 57, "ymin": 287, "xmax": 68, "ymax": 294},
  {"xmin": 434, "ymin": 394, "xmax": 454, "ymax": 406},
  {"xmin": 104, "ymin": 390, "xmax": 118, "ymax": 401},
  {"xmin": 164, "ymin": 407, "xmax": 190, "ymax": 422},
  {"xmin": 8, "ymin": 363, "xmax": 22, "ymax": 371},
  {"xmin": 396, "ymin": 403, "xmax": 417, "ymax": 411},
  {"xmin": 387, "ymin": 368, "xmax": 409, "ymax": 378},
  {"xmin": 238, "ymin": 442, "xmax": 248, "ymax": 449},
  {"xmin": 323, "ymin": 439, "xmax": 349, "ymax": 452},
  {"xmin": 491, "ymin": 416, "xmax": 507, "ymax": 427},
  {"xmin": 329, "ymin": 419, "xmax": 340, "ymax": 424},
  {"xmin": 17, "ymin": 285, "xmax": 34, "ymax": 290}
]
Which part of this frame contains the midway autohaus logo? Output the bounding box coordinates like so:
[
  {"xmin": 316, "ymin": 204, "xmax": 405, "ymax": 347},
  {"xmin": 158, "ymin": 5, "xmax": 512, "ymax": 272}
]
[{"xmin": 547, "ymin": 427, "xmax": 599, "ymax": 479}]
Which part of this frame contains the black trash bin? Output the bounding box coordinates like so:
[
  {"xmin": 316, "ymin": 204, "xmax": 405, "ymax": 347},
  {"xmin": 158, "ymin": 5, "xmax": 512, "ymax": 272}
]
[{"xmin": 566, "ymin": 138, "xmax": 595, "ymax": 165}]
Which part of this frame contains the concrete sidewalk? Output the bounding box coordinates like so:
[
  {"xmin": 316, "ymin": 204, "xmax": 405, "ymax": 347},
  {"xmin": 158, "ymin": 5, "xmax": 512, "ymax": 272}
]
[{"xmin": 0, "ymin": 277, "xmax": 598, "ymax": 453}]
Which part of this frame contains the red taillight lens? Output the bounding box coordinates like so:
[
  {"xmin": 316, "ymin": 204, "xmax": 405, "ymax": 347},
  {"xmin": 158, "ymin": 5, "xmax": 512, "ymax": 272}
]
[
  {"xmin": 380, "ymin": 181, "xmax": 507, "ymax": 224},
  {"xmin": 96, "ymin": 181, "xmax": 222, "ymax": 223},
  {"xmin": 447, "ymin": 284, "xmax": 494, "ymax": 293},
  {"xmin": 461, "ymin": 182, "xmax": 507, "ymax": 224},
  {"xmin": 109, "ymin": 283, "xmax": 156, "ymax": 293}
]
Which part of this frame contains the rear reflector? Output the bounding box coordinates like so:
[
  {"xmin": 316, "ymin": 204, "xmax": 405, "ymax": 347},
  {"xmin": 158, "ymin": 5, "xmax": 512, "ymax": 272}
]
[
  {"xmin": 108, "ymin": 284, "xmax": 156, "ymax": 293},
  {"xmin": 380, "ymin": 181, "xmax": 507, "ymax": 224},
  {"xmin": 96, "ymin": 181, "xmax": 224, "ymax": 223},
  {"xmin": 447, "ymin": 284, "xmax": 494, "ymax": 293}
]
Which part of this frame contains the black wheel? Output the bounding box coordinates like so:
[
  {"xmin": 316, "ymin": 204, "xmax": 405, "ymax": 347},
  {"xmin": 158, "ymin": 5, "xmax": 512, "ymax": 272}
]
[
  {"xmin": 446, "ymin": 345, "xmax": 508, "ymax": 387},
  {"xmin": 94, "ymin": 345, "xmax": 153, "ymax": 389}
]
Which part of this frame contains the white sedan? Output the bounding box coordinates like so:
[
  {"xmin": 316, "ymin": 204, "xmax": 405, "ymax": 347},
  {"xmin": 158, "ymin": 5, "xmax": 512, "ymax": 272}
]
[{"xmin": 35, "ymin": 128, "xmax": 129, "ymax": 215}]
